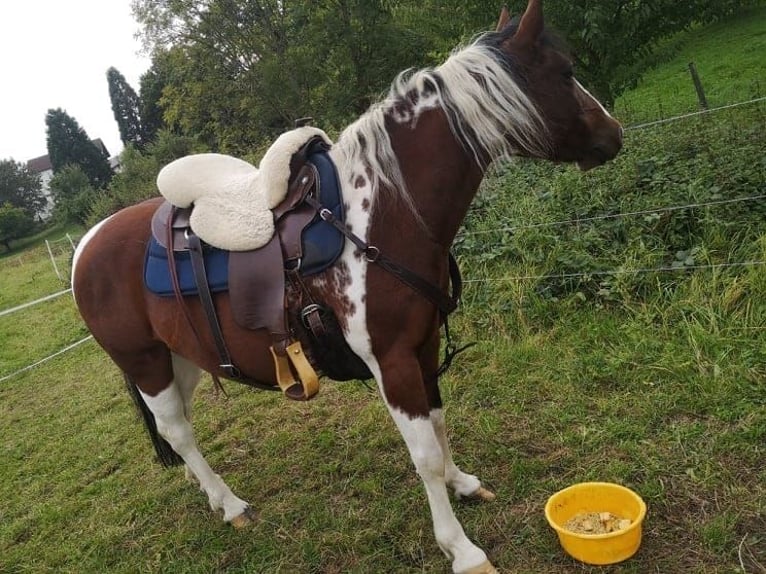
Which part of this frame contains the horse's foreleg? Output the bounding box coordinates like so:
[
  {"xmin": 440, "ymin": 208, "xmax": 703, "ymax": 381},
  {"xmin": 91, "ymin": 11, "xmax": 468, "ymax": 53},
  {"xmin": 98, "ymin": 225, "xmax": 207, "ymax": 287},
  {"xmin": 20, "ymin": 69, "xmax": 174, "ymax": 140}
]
[
  {"xmin": 429, "ymin": 409, "xmax": 496, "ymax": 502},
  {"xmin": 421, "ymin": 337, "xmax": 494, "ymax": 503},
  {"xmin": 375, "ymin": 355, "xmax": 496, "ymax": 574},
  {"xmin": 139, "ymin": 383, "xmax": 254, "ymax": 526}
]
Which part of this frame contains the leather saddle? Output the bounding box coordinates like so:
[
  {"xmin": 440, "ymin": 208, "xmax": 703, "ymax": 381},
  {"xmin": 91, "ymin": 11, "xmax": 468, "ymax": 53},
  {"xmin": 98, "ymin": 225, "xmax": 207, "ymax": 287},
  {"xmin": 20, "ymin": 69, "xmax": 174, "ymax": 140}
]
[{"xmin": 149, "ymin": 137, "xmax": 337, "ymax": 401}]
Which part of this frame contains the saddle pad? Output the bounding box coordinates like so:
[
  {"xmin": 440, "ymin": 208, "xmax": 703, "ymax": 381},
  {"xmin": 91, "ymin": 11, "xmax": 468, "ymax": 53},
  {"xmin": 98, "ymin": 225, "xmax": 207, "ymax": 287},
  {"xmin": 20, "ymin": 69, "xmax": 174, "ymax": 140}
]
[
  {"xmin": 300, "ymin": 147, "xmax": 345, "ymax": 276},
  {"xmin": 144, "ymin": 236, "xmax": 230, "ymax": 297},
  {"xmin": 143, "ymin": 145, "xmax": 345, "ymax": 297}
]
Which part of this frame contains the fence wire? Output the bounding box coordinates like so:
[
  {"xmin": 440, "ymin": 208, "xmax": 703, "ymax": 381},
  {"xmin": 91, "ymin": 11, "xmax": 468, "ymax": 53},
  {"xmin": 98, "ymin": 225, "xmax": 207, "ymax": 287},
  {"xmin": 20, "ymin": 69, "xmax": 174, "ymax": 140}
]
[
  {"xmin": 462, "ymin": 260, "xmax": 766, "ymax": 285},
  {"xmin": 624, "ymin": 96, "xmax": 766, "ymax": 131},
  {"xmin": 459, "ymin": 193, "xmax": 766, "ymax": 238},
  {"xmin": 2, "ymin": 97, "xmax": 764, "ymax": 382},
  {"xmin": 0, "ymin": 336, "xmax": 93, "ymax": 384}
]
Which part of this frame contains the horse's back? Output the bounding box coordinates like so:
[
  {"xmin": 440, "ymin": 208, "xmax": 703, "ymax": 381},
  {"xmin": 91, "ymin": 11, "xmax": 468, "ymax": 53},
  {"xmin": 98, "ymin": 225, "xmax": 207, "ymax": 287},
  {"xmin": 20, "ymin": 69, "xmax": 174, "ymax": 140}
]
[{"xmin": 73, "ymin": 198, "xmax": 160, "ymax": 308}]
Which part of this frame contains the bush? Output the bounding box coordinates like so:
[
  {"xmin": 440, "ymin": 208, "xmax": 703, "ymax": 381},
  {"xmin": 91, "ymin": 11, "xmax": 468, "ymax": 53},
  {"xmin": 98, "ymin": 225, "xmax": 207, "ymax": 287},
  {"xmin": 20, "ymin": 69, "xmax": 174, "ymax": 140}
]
[
  {"xmin": 87, "ymin": 131, "xmax": 206, "ymax": 225},
  {"xmin": 455, "ymin": 103, "xmax": 766, "ymax": 313},
  {"xmin": 49, "ymin": 165, "xmax": 97, "ymax": 225},
  {"xmin": 0, "ymin": 202, "xmax": 34, "ymax": 251}
]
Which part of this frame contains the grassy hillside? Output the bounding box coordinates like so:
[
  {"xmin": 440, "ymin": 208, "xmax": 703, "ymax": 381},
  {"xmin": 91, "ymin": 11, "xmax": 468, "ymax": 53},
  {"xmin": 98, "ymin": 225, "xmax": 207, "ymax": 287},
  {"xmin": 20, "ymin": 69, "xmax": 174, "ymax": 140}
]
[
  {"xmin": 614, "ymin": 5, "xmax": 766, "ymax": 124},
  {"xmin": 1, "ymin": 9, "xmax": 765, "ymax": 574}
]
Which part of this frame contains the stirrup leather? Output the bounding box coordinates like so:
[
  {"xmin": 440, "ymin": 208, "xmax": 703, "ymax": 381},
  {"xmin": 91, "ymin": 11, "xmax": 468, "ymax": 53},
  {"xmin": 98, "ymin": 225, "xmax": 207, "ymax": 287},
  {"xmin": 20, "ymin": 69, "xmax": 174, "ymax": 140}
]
[{"xmin": 269, "ymin": 341, "xmax": 319, "ymax": 401}]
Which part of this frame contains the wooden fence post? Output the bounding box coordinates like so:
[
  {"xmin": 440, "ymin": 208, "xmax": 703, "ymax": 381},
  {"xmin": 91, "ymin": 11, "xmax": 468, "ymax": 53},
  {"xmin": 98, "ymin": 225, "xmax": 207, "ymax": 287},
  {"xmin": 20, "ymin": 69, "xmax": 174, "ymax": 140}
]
[{"xmin": 688, "ymin": 62, "xmax": 709, "ymax": 110}]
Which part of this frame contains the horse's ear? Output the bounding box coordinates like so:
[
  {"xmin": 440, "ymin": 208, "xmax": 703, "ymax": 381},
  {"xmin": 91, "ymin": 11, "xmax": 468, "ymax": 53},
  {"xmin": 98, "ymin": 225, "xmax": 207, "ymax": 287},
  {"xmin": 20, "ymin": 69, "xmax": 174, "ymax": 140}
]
[
  {"xmin": 496, "ymin": 6, "xmax": 511, "ymax": 31},
  {"xmin": 513, "ymin": 0, "xmax": 544, "ymax": 46}
]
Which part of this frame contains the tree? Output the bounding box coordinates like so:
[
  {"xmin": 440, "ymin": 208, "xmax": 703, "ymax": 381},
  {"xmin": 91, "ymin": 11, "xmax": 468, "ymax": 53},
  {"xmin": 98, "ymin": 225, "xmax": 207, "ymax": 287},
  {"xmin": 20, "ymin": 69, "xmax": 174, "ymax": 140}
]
[
  {"xmin": 107, "ymin": 67, "xmax": 145, "ymax": 149},
  {"xmin": 131, "ymin": 0, "xmax": 432, "ymax": 152},
  {"xmin": 0, "ymin": 159, "xmax": 46, "ymax": 219},
  {"xmin": 132, "ymin": 0, "xmax": 759, "ymax": 142},
  {"xmin": 45, "ymin": 108, "xmax": 114, "ymax": 189},
  {"xmin": 49, "ymin": 165, "xmax": 96, "ymax": 224},
  {"xmin": 0, "ymin": 202, "xmax": 33, "ymax": 251},
  {"xmin": 139, "ymin": 52, "xmax": 172, "ymax": 143}
]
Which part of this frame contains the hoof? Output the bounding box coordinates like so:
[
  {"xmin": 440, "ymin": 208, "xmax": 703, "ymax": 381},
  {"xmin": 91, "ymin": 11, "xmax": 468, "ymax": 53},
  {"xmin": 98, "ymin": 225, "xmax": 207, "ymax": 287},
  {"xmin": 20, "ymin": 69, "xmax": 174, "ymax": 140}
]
[
  {"xmin": 459, "ymin": 560, "xmax": 499, "ymax": 574},
  {"xmin": 469, "ymin": 486, "xmax": 496, "ymax": 502},
  {"xmin": 230, "ymin": 506, "xmax": 257, "ymax": 529}
]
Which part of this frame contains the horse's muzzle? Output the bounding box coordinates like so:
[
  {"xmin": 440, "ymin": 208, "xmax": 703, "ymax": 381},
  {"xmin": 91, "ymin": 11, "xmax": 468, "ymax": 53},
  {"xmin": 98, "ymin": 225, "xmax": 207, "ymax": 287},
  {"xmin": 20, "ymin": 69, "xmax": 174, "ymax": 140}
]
[{"xmin": 577, "ymin": 126, "xmax": 623, "ymax": 171}]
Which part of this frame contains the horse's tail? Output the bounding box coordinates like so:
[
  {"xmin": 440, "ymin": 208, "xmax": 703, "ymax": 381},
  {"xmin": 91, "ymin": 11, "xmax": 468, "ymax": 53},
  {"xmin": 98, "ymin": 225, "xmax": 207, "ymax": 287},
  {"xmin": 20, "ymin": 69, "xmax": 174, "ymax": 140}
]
[{"xmin": 122, "ymin": 372, "xmax": 183, "ymax": 467}]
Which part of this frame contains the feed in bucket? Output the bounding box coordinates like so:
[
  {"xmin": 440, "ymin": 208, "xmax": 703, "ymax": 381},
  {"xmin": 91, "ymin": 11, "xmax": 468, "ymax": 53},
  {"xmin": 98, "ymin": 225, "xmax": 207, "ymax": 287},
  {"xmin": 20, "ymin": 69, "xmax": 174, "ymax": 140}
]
[{"xmin": 545, "ymin": 482, "xmax": 647, "ymax": 565}]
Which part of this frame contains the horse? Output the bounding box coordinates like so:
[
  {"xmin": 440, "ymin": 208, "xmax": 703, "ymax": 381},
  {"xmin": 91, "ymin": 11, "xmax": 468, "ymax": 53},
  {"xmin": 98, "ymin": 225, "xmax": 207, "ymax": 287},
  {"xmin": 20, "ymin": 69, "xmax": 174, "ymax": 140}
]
[{"xmin": 71, "ymin": 2, "xmax": 622, "ymax": 572}]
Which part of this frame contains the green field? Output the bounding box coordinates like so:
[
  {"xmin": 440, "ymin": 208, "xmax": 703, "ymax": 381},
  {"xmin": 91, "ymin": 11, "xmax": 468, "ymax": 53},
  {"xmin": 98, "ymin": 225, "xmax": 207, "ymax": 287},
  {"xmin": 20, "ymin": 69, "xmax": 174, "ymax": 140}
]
[
  {"xmin": 2, "ymin": 9, "xmax": 765, "ymax": 574},
  {"xmin": 615, "ymin": 5, "xmax": 766, "ymax": 124}
]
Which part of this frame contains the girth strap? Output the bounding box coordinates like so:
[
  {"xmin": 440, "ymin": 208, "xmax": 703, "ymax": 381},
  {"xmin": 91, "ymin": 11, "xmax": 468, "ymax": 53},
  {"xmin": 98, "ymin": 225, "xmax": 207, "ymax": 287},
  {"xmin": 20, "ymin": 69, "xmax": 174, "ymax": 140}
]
[{"xmin": 187, "ymin": 233, "xmax": 241, "ymax": 379}]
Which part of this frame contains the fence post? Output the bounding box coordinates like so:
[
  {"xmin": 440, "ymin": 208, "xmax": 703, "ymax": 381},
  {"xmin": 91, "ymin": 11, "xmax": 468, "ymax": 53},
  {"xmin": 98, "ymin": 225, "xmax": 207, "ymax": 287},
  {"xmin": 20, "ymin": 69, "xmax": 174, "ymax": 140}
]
[
  {"xmin": 45, "ymin": 239, "xmax": 63, "ymax": 281},
  {"xmin": 688, "ymin": 62, "xmax": 709, "ymax": 110}
]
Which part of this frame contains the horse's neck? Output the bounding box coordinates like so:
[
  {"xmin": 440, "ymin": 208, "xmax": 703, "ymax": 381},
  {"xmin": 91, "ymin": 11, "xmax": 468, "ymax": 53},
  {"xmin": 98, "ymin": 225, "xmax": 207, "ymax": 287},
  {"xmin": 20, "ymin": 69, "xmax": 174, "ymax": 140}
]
[{"xmin": 388, "ymin": 109, "xmax": 485, "ymax": 250}]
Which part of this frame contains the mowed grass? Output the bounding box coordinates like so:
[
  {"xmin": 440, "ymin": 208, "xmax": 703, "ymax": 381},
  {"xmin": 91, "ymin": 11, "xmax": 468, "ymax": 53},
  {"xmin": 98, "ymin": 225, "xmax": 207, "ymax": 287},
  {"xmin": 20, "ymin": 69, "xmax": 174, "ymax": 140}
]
[
  {"xmin": 1, "ymin": 276, "xmax": 764, "ymax": 572},
  {"xmin": 2, "ymin": 11, "xmax": 766, "ymax": 574}
]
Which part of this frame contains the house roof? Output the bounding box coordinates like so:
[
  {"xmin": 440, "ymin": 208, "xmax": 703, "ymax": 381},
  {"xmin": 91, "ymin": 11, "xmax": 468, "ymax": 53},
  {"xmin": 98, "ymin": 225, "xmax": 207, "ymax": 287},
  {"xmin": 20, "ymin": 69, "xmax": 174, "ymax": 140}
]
[
  {"xmin": 26, "ymin": 138, "xmax": 111, "ymax": 174},
  {"xmin": 27, "ymin": 154, "xmax": 52, "ymax": 173}
]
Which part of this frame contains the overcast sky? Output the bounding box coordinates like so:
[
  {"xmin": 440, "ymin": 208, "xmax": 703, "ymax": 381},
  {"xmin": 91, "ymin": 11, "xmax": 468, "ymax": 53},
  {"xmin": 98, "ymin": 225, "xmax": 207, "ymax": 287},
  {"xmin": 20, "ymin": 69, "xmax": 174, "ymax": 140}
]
[{"xmin": 0, "ymin": 0, "xmax": 150, "ymax": 163}]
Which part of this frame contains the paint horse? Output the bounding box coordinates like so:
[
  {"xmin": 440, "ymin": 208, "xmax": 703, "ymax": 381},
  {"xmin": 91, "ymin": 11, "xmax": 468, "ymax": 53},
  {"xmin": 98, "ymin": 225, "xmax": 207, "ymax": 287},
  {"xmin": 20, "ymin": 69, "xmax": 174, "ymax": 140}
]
[{"xmin": 72, "ymin": 2, "xmax": 622, "ymax": 572}]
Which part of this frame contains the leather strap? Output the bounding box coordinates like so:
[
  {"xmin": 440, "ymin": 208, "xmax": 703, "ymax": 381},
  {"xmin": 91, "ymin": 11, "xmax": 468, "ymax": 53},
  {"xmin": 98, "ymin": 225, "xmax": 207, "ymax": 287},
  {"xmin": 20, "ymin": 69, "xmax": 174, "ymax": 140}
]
[
  {"xmin": 303, "ymin": 195, "xmax": 461, "ymax": 319},
  {"xmin": 187, "ymin": 232, "xmax": 240, "ymax": 379}
]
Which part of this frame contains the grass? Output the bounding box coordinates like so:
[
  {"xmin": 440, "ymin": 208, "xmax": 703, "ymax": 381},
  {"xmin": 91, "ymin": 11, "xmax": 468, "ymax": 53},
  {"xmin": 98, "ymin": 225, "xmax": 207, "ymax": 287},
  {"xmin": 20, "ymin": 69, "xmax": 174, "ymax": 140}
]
[
  {"xmin": 0, "ymin": 223, "xmax": 83, "ymax": 309},
  {"xmin": 614, "ymin": 4, "xmax": 766, "ymax": 124},
  {"xmin": 2, "ymin": 10, "xmax": 766, "ymax": 574}
]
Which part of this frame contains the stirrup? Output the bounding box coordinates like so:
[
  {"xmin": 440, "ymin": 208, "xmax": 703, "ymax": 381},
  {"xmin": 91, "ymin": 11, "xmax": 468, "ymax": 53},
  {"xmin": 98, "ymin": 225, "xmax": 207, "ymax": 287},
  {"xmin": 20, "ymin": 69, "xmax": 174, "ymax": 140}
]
[{"xmin": 269, "ymin": 341, "xmax": 319, "ymax": 401}]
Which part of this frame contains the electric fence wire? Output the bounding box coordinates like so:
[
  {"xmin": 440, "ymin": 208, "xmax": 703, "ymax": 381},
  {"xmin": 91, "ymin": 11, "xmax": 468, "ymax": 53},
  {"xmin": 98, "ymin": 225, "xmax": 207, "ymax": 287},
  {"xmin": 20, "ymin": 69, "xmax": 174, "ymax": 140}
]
[
  {"xmin": 0, "ymin": 336, "xmax": 94, "ymax": 384},
  {"xmin": 461, "ymin": 260, "xmax": 766, "ymax": 285},
  {"xmin": 3, "ymin": 97, "xmax": 764, "ymax": 381},
  {"xmin": 459, "ymin": 194, "xmax": 766, "ymax": 238}
]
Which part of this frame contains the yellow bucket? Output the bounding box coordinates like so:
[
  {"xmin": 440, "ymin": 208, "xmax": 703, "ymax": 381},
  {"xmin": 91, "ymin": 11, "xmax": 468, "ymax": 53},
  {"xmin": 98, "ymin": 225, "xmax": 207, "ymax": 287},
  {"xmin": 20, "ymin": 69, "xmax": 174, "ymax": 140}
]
[{"xmin": 544, "ymin": 482, "xmax": 647, "ymax": 565}]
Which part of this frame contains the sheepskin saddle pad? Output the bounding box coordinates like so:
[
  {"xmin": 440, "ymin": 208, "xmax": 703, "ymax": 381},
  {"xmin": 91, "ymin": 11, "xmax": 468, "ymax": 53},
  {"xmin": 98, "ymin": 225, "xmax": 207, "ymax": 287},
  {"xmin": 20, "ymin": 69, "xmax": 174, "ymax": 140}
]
[{"xmin": 156, "ymin": 126, "xmax": 333, "ymax": 251}]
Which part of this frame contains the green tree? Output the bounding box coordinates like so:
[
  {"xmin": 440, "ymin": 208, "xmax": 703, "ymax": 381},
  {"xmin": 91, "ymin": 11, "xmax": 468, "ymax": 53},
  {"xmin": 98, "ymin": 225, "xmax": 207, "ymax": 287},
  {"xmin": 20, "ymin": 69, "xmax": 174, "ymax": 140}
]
[
  {"xmin": 0, "ymin": 202, "xmax": 33, "ymax": 251},
  {"xmin": 87, "ymin": 129, "xmax": 204, "ymax": 225},
  {"xmin": 45, "ymin": 108, "xmax": 114, "ymax": 189},
  {"xmin": 139, "ymin": 52, "xmax": 172, "ymax": 143},
  {"xmin": 0, "ymin": 159, "xmax": 46, "ymax": 219},
  {"xmin": 132, "ymin": 0, "xmax": 432, "ymax": 152},
  {"xmin": 107, "ymin": 67, "xmax": 145, "ymax": 149},
  {"xmin": 301, "ymin": 0, "xmax": 432, "ymax": 118},
  {"xmin": 49, "ymin": 165, "xmax": 96, "ymax": 224}
]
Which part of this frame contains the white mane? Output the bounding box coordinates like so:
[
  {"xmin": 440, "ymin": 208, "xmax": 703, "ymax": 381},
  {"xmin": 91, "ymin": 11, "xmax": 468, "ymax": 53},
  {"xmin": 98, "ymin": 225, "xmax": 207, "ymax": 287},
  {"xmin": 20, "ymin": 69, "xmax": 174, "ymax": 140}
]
[{"xmin": 334, "ymin": 37, "xmax": 549, "ymax": 209}]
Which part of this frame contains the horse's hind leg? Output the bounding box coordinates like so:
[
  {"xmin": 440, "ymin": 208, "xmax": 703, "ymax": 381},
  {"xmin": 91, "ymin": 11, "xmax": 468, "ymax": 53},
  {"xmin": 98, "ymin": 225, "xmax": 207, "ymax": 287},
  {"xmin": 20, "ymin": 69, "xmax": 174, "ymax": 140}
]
[
  {"xmin": 168, "ymin": 354, "xmax": 205, "ymax": 485},
  {"xmin": 128, "ymin": 351, "xmax": 254, "ymax": 526}
]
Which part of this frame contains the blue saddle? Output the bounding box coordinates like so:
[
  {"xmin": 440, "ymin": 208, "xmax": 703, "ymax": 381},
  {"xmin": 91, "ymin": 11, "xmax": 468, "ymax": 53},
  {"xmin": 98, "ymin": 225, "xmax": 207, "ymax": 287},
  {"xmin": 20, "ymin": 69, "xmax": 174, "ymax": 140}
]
[{"xmin": 144, "ymin": 147, "xmax": 345, "ymax": 297}]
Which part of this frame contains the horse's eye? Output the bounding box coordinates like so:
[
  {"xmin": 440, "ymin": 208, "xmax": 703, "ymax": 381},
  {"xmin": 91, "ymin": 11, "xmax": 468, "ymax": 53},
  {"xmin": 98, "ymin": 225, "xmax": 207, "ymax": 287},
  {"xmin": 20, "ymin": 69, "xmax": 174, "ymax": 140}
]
[{"xmin": 563, "ymin": 68, "xmax": 574, "ymax": 81}]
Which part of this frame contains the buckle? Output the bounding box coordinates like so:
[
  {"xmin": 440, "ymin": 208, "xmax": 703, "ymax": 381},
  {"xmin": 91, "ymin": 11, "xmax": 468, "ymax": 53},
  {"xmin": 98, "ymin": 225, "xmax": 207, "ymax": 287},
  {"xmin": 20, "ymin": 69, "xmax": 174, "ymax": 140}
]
[
  {"xmin": 300, "ymin": 304, "xmax": 326, "ymax": 329},
  {"xmin": 364, "ymin": 246, "xmax": 380, "ymax": 262}
]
